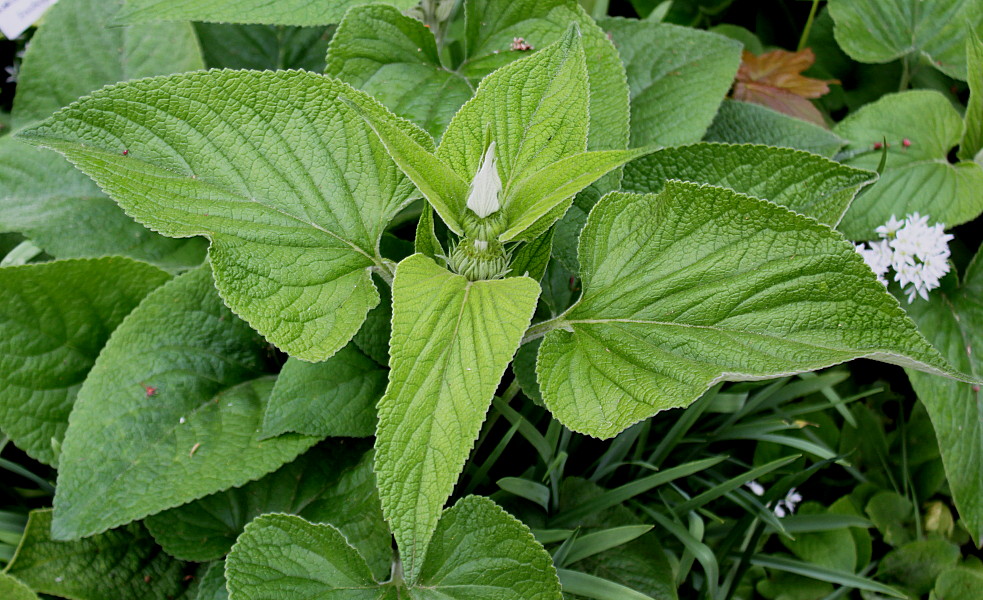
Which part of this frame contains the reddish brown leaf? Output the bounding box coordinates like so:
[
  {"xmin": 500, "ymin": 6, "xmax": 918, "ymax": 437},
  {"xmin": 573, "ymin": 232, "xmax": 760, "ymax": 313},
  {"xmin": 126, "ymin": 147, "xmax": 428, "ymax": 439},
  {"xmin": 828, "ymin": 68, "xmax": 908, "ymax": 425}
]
[{"xmin": 733, "ymin": 48, "xmax": 838, "ymax": 127}]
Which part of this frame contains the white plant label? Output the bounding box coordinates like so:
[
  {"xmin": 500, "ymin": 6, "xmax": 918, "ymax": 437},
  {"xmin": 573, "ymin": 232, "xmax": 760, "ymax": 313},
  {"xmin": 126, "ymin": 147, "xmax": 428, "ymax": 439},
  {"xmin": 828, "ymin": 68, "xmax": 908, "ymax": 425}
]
[{"xmin": 0, "ymin": 0, "xmax": 58, "ymax": 39}]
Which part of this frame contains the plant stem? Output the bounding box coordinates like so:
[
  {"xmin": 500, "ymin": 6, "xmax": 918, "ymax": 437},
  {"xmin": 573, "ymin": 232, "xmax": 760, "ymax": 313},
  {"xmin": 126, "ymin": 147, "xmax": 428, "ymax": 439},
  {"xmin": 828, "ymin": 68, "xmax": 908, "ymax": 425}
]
[
  {"xmin": 520, "ymin": 315, "xmax": 568, "ymax": 345},
  {"xmin": 797, "ymin": 0, "xmax": 821, "ymax": 51},
  {"xmin": 899, "ymin": 55, "xmax": 912, "ymax": 91}
]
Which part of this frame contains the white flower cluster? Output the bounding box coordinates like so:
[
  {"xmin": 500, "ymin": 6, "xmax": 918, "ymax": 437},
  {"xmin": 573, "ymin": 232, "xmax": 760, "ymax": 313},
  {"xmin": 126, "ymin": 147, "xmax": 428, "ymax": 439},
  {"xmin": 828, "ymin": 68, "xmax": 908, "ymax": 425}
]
[
  {"xmin": 745, "ymin": 481, "xmax": 803, "ymax": 517},
  {"xmin": 855, "ymin": 213, "xmax": 953, "ymax": 304}
]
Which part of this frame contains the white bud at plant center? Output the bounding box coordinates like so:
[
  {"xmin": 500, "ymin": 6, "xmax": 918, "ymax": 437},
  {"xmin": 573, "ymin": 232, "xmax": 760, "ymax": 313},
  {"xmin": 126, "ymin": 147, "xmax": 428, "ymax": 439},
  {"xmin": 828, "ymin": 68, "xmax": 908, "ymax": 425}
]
[
  {"xmin": 474, "ymin": 239, "xmax": 488, "ymax": 251},
  {"xmin": 466, "ymin": 141, "xmax": 502, "ymax": 218}
]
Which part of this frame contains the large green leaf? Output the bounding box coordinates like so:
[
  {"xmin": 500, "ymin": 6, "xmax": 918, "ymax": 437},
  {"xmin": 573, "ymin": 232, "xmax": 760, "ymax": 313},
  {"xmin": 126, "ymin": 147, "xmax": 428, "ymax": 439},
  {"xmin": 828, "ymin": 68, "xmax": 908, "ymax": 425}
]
[
  {"xmin": 828, "ymin": 0, "xmax": 983, "ymax": 80},
  {"xmin": 116, "ymin": 0, "xmax": 419, "ymax": 26},
  {"xmin": 622, "ymin": 143, "xmax": 876, "ymax": 227},
  {"xmin": 0, "ymin": 257, "xmax": 170, "ymax": 466},
  {"xmin": 960, "ymin": 31, "xmax": 983, "ymax": 162},
  {"xmin": 0, "ymin": 0, "xmax": 206, "ymax": 266},
  {"xmin": 598, "ymin": 17, "xmax": 741, "ymax": 148},
  {"xmin": 0, "ymin": 573, "xmax": 38, "ymax": 600},
  {"xmin": 376, "ymin": 254, "xmax": 539, "ymax": 581},
  {"xmin": 325, "ymin": 5, "xmax": 474, "ymax": 139},
  {"xmin": 903, "ymin": 251, "xmax": 983, "ymax": 544},
  {"xmin": 6, "ymin": 509, "xmax": 191, "ymax": 600},
  {"xmin": 260, "ymin": 346, "xmax": 385, "ymax": 439},
  {"xmin": 835, "ymin": 90, "xmax": 983, "ymax": 239},
  {"xmin": 329, "ymin": 0, "xmax": 629, "ymax": 152},
  {"xmin": 196, "ymin": 562, "xmax": 229, "ymax": 600},
  {"xmin": 145, "ymin": 442, "xmax": 391, "ymax": 580},
  {"xmin": 52, "ymin": 266, "xmax": 318, "ymax": 540},
  {"xmin": 19, "ymin": 70, "xmax": 430, "ymax": 361},
  {"xmin": 704, "ymin": 100, "xmax": 846, "ymax": 158},
  {"xmin": 536, "ymin": 183, "xmax": 961, "ymax": 438},
  {"xmin": 225, "ymin": 496, "xmax": 561, "ymax": 599}
]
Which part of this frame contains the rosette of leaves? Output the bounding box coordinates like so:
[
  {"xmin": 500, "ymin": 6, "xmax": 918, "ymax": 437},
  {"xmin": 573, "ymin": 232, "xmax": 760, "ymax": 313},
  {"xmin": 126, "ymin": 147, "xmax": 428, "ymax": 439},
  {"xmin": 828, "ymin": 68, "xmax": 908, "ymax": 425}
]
[{"xmin": 15, "ymin": 8, "xmax": 977, "ymax": 598}]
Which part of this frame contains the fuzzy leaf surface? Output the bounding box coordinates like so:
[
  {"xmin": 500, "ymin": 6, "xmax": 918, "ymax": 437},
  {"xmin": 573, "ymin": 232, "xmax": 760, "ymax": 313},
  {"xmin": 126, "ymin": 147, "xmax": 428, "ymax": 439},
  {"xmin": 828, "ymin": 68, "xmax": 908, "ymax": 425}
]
[
  {"xmin": 261, "ymin": 347, "xmax": 385, "ymax": 439},
  {"xmin": 599, "ymin": 17, "xmax": 741, "ymax": 147},
  {"xmin": 622, "ymin": 143, "xmax": 876, "ymax": 227},
  {"xmin": 6, "ymin": 509, "xmax": 190, "ymax": 600},
  {"xmin": 960, "ymin": 31, "xmax": 983, "ymax": 162},
  {"xmin": 904, "ymin": 252, "xmax": 983, "ymax": 544},
  {"xmin": 0, "ymin": 0, "xmax": 205, "ymax": 265},
  {"xmin": 195, "ymin": 562, "xmax": 229, "ymax": 600},
  {"xmin": 225, "ymin": 496, "xmax": 561, "ymax": 599},
  {"xmin": 537, "ymin": 183, "xmax": 960, "ymax": 438},
  {"xmin": 828, "ymin": 0, "xmax": 983, "ymax": 80},
  {"xmin": 705, "ymin": 100, "xmax": 846, "ymax": 157},
  {"xmin": 376, "ymin": 255, "xmax": 539, "ymax": 581},
  {"xmin": 18, "ymin": 70, "xmax": 429, "ymax": 361},
  {"xmin": 116, "ymin": 0, "xmax": 419, "ymax": 26},
  {"xmin": 145, "ymin": 443, "xmax": 390, "ymax": 579},
  {"xmin": 0, "ymin": 258, "xmax": 169, "ymax": 466},
  {"xmin": 52, "ymin": 266, "xmax": 317, "ymax": 540},
  {"xmin": 0, "ymin": 573, "xmax": 38, "ymax": 600},
  {"xmin": 835, "ymin": 90, "xmax": 983, "ymax": 239}
]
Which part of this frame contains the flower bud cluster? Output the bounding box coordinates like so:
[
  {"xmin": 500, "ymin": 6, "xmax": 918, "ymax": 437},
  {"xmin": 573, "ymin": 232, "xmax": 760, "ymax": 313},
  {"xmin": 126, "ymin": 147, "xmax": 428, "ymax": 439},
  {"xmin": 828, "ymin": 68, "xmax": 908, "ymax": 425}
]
[
  {"xmin": 449, "ymin": 141, "xmax": 511, "ymax": 281},
  {"xmin": 855, "ymin": 213, "xmax": 953, "ymax": 303}
]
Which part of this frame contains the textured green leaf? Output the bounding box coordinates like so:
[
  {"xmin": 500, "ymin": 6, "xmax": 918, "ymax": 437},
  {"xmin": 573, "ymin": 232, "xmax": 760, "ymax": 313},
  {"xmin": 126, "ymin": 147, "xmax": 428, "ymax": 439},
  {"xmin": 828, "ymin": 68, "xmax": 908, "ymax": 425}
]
[
  {"xmin": 935, "ymin": 568, "xmax": 983, "ymax": 600},
  {"xmin": 828, "ymin": 0, "xmax": 983, "ymax": 80},
  {"xmin": 19, "ymin": 70, "xmax": 429, "ymax": 361},
  {"xmin": 0, "ymin": 0, "xmax": 206, "ymax": 266},
  {"xmin": 260, "ymin": 347, "xmax": 385, "ymax": 439},
  {"xmin": 353, "ymin": 276, "xmax": 394, "ymax": 366},
  {"xmin": 145, "ymin": 442, "xmax": 390, "ymax": 579},
  {"xmin": 781, "ymin": 503, "xmax": 856, "ymax": 573},
  {"xmin": 537, "ymin": 183, "xmax": 960, "ymax": 438},
  {"xmin": 376, "ymin": 254, "xmax": 539, "ymax": 581},
  {"xmin": 598, "ymin": 17, "xmax": 741, "ymax": 147},
  {"xmin": 904, "ymin": 252, "xmax": 983, "ymax": 543},
  {"xmin": 195, "ymin": 562, "xmax": 229, "ymax": 600},
  {"xmin": 117, "ymin": 0, "xmax": 419, "ymax": 26},
  {"xmin": 622, "ymin": 143, "xmax": 876, "ymax": 227},
  {"xmin": 326, "ymin": 5, "xmax": 474, "ymax": 139},
  {"xmin": 878, "ymin": 539, "xmax": 960, "ymax": 595},
  {"xmin": 705, "ymin": 100, "xmax": 847, "ymax": 158},
  {"xmin": 0, "ymin": 258, "xmax": 169, "ymax": 466},
  {"xmin": 6, "ymin": 509, "xmax": 191, "ymax": 600},
  {"xmin": 835, "ymin": 91, "xmax": 983, "ymax": 239},
  {"xmin": 0, "ymin": 573, "xmax": 38, "ymax": 600},
  {"xmin": 510, "ymin": 230, "xmax": 554, "ymax": 283},
  {"xmin": 463, "ymin": 0, "xmax": 629, "ymax": 161},
  {"xmin": 960, "ymin": 31, "xmax": 983, "ymax": 162},
  {"xmin": 225, "ymin": 496, "xmax": 561, "ymax": 599},
  {"xmin": 195, "ymin": 23, "xmax": 333, "ymax": 71},
  {"xmin": 52, "ymin": 266, "xmax": 318, "ymax": 540}
]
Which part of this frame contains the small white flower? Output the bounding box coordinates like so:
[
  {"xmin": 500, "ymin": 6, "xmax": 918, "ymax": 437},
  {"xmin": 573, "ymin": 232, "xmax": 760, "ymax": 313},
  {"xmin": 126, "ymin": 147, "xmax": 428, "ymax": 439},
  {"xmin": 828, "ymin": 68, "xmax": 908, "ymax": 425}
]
[
  {"xmin": 466, "ymin": 142, "xmax": 502, "ymax": 219},
  {"xmin": 774, "ymin": 488, "xmax": 802, "ymax": 518},
  {"xmin": 875, "ymin": 214, "xmax": 905, "ymax": 239},
  {"xmin": 855, "ymin": 239, "xmax": 892, "ymax": 285},
  {"xmin": 858, "ymin": 213, "xmax": 953, "ymax": 304},
  {"xmin": 745, "ymin": 480, "xmax": 765, "ymax": 496}
]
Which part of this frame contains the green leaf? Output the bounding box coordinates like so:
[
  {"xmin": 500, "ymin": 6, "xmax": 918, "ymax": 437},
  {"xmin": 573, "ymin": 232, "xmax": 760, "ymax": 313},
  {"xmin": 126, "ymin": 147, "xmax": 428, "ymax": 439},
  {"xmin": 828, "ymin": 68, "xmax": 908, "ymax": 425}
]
[
  {"xmin": 195, "ymin": 23, "xmax": 334, "ymax": 71},
  {"xmin": 463, "ymin": 0, "xmax": 629, "ymax": 161},
  {"xmin": 904, "ymin": 251, "xmax": 983, "ymax": 543},
  {"xmin": 935, "ymin": 568, "xmax": 983, "ymax": 600},
  {"xmin": 598, "ymin": 17, "xmax": 741, "ymax": 147},
  {"xmin": 195, "ymin": 562, "xmax": 229, "ymax": 600},
  {"xmin": 326, "ymin": 5, "xmax": 474, "ymax": 139},
  {"xmin": 225, "ymin": 496, "xmax": 562, "ymax": 599},
  {"xmin": 510, "ymin": 230, "xmax": 554, "ymax": 283},
  {"xmin": 878, "ymin": 539, "xmax": 960, "ymax": 595},
  {"xmin": 18, "ymin": 70, "xmax": 429, "ymax": 361},
  {"xmin": 781, "ymin": 503, "xmax": 856, "ymax": 573},
  {"xmin": 537, "ymin": 183, "xmax": 961, "ymax": 438},
  {"xmin": 827, "ymin": 0, "xmax": 983, "ymax": 80},
  {"xmin": 750, "ymin": 554, "xmax": 906, "ymax": 598},
  {"xmin": 705, "ymin": 100, "xmax": 847, "ymax": 158},
  {"xmin": 557, "ymin": 570, "xmax": 659, "ymax": 600},
  {"xmin": 52, "ymin": 266, "xmax": 318, "ymax": 540},
  {"xmin": 623, "ymin": 143, "xmax": 876, "ymax": 227},
  {"xmin": 6, "ymin": 509, "xmax": 191, "ymax": 600},
  {"xmin": 414, "ymin": 204, "xmax": 444, "ymax": 260},
  {"xmin": 835, "ymin": 90, "xmax": 983, "ymax": 239},
  {"xmin": 116, "ymin": 0, "xmax": 419, "ymax": 26},
  {"xmin": 0, "ymin": 0, "xmax": 206, "ymax": 266},
  {"xmin": 960, "ymin": 31, "xmax": 983, "ymax": 162},
  {"xmin": 353, "ymin": 276, "xmax": 394, "ymax": 366},
  {"xmin": 376, "ymin": 254, "xmax": 539, "ymax": 581},
  {"xmin": 260, "ymin": 347, "xmax": 385, "ymax": 439},
  {"xmin": 145, "ymin": 442, "xmax": 390, "ymax": 580},
  {"xmin": 0, "ymin": 573, "xmax": 38, "ymax": 600},
  {"xmin": 0, "ymin": 258, "xmax": 170, "ymax": 466}
]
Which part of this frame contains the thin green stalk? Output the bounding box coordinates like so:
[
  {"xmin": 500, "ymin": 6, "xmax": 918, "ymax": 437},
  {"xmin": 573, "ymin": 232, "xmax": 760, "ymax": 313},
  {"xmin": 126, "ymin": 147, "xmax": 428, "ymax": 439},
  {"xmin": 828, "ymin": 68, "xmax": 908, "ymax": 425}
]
[
  {"xmin": 797, "ymin": 0, "xmax": 821, "ymax": 51},
  {"xmin": 521, "ymin": 314, "xmax": 569, "ymax": 345}
]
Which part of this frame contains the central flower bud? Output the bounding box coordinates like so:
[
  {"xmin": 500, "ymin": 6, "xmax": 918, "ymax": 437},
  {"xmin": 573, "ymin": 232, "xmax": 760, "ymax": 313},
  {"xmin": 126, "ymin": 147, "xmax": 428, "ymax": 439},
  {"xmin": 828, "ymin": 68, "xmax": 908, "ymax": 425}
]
[
  {"xmin": 448, "ymin": 237, "xmax": 509, "ymax": 281},
  {"xmin": 466, "ymin": 141, "xmax": 502, "ymax": 219}
]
